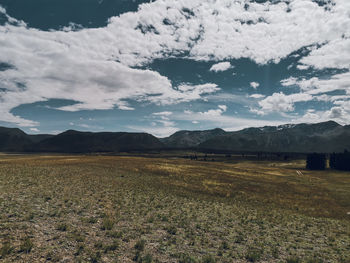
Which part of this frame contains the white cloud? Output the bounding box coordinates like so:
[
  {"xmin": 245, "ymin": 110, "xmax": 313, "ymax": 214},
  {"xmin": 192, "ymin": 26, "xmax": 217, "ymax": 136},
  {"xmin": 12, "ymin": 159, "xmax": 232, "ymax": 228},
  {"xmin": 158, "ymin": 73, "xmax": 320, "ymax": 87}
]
[
  {"xmin": 173, "ymin": 110, "xmax": 287, "ymax": 131},
  {"xmin": 218, "ymin": 105, "xmax": 227, "ymax": 112},
  {"xmin": 296, "ymin": 64, "xmax": 309, "ymax": 70},
  {"xmin": 299, "ymin": 37, "xmax": 350, "ymax": 70},
  {"xmin": 281, "ymin": 72, "xmax": 350, "ymax": 95},
  {"xmin": 148, "ymin": 110, "xmax": 178, "ymax": 136},
  {"xmin": 29, "ymin": 127, "xmax": 40, "ymax": 132},
  {"xmin": 127, "ymin": 125, "xmax": 179, "ymax": 138},
  {"xmin": 249, "ymin": 94, "xmax": 265, "ymax": 99},
  {"xmin": 152, "ymin": 111, "xmax": 173, "ymax": 116},
  {"xmin": 328, "ymin": 107, "xmax": 345, "ymax": 119},
  {"xmin": 281, "ymin": 77, "xmax": 298, "ymax": 87},
  {"xmin": 117, "ymin": 103, "xmax": 135, "ymax": 111},
  {"xmin": 199, "ymin": 104, "xmax": 227, "ymax": 116},
  {"xmin": 209, "ymin": 62, "xmax": 232, "ymax": 72},
  {"xmin": 250, "ymin": 82, "xmax": 260, "ymax": 89},
  {"xmin": 1, "ymin": 0, "xmax": 350, "ymax": 127},
  {"xmin": 249, "ymin": 107, "xmax": 265, "ymax": 116},
  {"xmin": 295, "ymin": 105, "xmax": 350, "ymax": 125},
  {"xmin": 258, "ymin": 92, "xmax": 313, "ymax": 114}
]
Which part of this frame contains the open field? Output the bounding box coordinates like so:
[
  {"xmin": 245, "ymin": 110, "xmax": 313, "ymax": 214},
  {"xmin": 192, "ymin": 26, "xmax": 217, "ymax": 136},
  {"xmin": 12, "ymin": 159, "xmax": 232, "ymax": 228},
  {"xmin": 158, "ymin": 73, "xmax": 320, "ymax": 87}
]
[{"xmin": 0, "ymin": 154, "xmax": 349, "ymax": 262}]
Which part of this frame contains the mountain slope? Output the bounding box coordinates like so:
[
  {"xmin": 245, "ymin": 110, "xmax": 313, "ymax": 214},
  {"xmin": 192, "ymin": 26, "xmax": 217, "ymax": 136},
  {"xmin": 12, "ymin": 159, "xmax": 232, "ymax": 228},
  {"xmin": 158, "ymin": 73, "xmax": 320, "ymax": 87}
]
[
  {"xmin": 161, "ymin": 128, "xmax": 226, "ymax": 148},
  {"xmin": 34, "ymin": 130, "xmax": 164, "ymax": 153},
  {"xmin": 0, "ymin": 127, "xmax": 34, "ymax": 151},
  {"xmin": 0, "ymin": 121, "xmax": 349, "ymax": 153},
  {"xmin": 199, "ymin": 121, "xmax": 350, "ymax": 153}
]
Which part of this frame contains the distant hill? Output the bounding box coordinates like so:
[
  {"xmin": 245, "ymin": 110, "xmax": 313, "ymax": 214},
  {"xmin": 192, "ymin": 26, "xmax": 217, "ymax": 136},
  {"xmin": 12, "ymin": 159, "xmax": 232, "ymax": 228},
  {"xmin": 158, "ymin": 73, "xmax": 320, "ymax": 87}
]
[
  {"xmin": 199, "ymin": 121, "xmax": 350, "ymax": 153},
  {"xmin": 160, "ymin": 128, "xmax": 226, "ymax": 148},
  {"xmin": 0, "ymin": 121, "xmax": 349, "ymax": 153},
  {"xmin": 0, "ymin": 127, "xmax": 35, "ymax": 151},
  {"xmin": 34, "ymin": 130, "xmax": 164, "ymax": 153},
  {"xmin": 28, "ymin": 134, "xmax": 54, "ymax": 143}
]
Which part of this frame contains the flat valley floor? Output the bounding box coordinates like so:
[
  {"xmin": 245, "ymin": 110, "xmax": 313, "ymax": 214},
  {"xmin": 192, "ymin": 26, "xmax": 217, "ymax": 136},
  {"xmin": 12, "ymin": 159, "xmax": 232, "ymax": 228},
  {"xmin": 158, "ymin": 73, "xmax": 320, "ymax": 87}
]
[{"xmin": 0, "ymin": 154, "xmax": 349, "ymax": 262}]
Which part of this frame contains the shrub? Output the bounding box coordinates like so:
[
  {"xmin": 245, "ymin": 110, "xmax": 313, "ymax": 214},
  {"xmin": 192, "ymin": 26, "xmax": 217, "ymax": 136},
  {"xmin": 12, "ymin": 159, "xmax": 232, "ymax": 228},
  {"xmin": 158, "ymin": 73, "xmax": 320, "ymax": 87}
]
[
  {"xmin": 286, "ymin": 256, "xmax": 302, "ymax": 263},
  {"xmin": 134, "ymin": 239, "xmax": 145, "ymax": 251},
  {"xmin": 143, "ymin": 253, "xmax": 153, "ymax": 263},
  {"xmin": 203, "ymin": 255, "xmax": 216, "ymax": 263},
  {"xmin": 220, "ymin": 240, "xmax": 229, "ymax": 250},
  {"xmin": 133, "ymin": 251, "xmax": 142, "ymax": 262},
  {"xmin": 245, "ymin": 248, "xmax": 262, "ymax": 262},
  {"xmin": 179, "ymin": 253, "xmax": 196, "ymax": 263},
  {"xmin": 19, "ymin": 237, "xmax": 33, "ymax": 253},
  {"xmin": 104, "ymin": 241, "xmax": 119, "ymax": 252},
  {"xmin": 306, "ymin": 153, "xmax": 326, "ymax": 170},
  {"xmin": 0, "ymin": 241, "xmax": 13, "ymax": 258},
  {"xmin": 90, "ymin": 251, "xmax": 101, "ymax": 263},
  {"xmin": 166, "ymin": 225, "xmax": 177, "ymax": 235},
  {"xmin": 56, "ymin": 223, "xmax": 68, "ymax": 231},
  {"xmin": 101, "ymin": 217, "xmax": 114, "ymax": 230}
]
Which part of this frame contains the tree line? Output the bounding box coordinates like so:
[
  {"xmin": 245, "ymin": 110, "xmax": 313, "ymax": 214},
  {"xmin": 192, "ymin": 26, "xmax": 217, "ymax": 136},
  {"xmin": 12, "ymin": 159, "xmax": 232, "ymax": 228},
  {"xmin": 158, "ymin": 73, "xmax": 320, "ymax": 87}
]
[{"xmin": 306, "ymin": 150, "xmax": 350, "ymax": 171}]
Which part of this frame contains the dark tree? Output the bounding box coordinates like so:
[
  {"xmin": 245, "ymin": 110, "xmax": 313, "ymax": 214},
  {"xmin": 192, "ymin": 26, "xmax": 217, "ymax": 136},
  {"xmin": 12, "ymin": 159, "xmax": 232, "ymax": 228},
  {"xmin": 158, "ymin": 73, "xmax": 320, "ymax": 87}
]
[
  {"xmin": 329, "ymin": 150, "xmax": 350, "ymax": 171},
  {"xmin": 306, "ymin": 153, "xmax": 326, "ymax": 170}
]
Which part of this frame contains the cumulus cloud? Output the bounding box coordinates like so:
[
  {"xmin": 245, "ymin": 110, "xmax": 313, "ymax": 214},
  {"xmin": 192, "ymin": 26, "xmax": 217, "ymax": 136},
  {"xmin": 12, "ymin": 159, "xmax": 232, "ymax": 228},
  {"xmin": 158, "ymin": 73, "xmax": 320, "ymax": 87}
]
[
  {"xmin": 199, "ymin": 105, "xmax": 227, "ymax": 116},
  {"xmin": 152, "ymin": 111, "xmax": 173, "ymax": 116},
  {"xmin": 148, "ymin": 110, "xmax": 178, "ymax": 136},
  {"xmin": 249, "ymin": 94, "xmax": 265, "ymax": 99},
  {"xmin": 1, "ymin": 0, "xmax": 350, "ymax": 126},
  {"xmin": 296, "ymin": 105, "xmax": 350, "ymax": 125},
  {"xmin": 328, "ymin": 107, "xmax": 345, "ymax": 119},
  {"xmin": 174, "ymin": 110, "xmax": 287, "ymax": 131},
  {"xmin": 257, "ymin": 92, "xmax": 313, "ymax": 114},
  {"xmin": 127, "ymin": 125, "xmax": 179, "ymax": 138},
  {"xmin": 281, "ymin": 72, "xmax": 350, "ymax": 95},
  {"xmin": 250, "ymin": 82, "xmax": 260, "ymax": 89},
  {"xmin": 209, "ymin": 62, "xmax": 232, "ymax": 72}
]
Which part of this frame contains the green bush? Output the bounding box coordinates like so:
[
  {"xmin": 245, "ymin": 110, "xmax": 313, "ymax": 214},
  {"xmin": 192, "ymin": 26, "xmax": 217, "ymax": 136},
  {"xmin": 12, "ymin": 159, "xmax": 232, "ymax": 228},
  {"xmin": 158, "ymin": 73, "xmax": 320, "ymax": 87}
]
[
  {"xmin": 286, "ymin": 256, "xmax": 301, "ymax": 263},
  {"xmin": 56, "ymin": 223, "xmax": 68, "ymax": 231},
  {"xmin": 0, "ymin": 241, "xmax": 13, "ymax": 258},
  {"xmin": 245, "ymin": 248, "xmax": 262, "ymax": 262},
  {"xmin": 101, "ymin": 217, "xmax": 114, "ymax": 230},
  {"xmin": 203, "ymin": 254, "xmax": 216, "ymax": 263},
  {"xmin": 134, "ymin": 239, "xmax": 145, "ymax": 251},
  {"xmin": 19, "ymin": 237, "xmax": 33, "ymax": 253},
  {"xmin": 179, "ymin": 253, "xmax": 196, "ymax": 263}
]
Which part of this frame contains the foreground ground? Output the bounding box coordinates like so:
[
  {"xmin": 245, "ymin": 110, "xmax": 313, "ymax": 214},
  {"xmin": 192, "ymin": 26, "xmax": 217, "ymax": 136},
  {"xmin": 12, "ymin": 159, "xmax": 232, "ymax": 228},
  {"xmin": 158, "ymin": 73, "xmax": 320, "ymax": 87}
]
[{"xmin": 0, "ymin": 154, "xmax": 349, "ymax": 262}]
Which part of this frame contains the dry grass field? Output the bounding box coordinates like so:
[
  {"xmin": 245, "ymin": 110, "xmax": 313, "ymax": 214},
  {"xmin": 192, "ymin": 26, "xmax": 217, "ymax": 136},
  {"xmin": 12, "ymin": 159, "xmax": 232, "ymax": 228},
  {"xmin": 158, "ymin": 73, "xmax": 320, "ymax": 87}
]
[{"xmin": 0, "ymin": 154, "xmax": 349, "ymax": 262}]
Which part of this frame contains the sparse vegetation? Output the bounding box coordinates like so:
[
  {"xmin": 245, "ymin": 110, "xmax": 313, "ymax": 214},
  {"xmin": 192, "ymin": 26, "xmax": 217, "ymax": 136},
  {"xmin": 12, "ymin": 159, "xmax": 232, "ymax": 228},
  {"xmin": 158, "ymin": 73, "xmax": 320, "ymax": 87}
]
[
  {"xmin": 134, "ymin": 239, "xmax": 145, "ymax": 251},
  {"xmin": 101, "ymin": 217, "xmax": 114, "ymax": 231},
  {"xmin": 0, "ymin": 154, "xmax": 349, "ymax": 262},
  {"xmin": 19, "ymin": 237, "xmax": 33, "ymax": 254},
  {"xmin": 0, "ymin": 241, "xmax": 13, "ymax": 258}
]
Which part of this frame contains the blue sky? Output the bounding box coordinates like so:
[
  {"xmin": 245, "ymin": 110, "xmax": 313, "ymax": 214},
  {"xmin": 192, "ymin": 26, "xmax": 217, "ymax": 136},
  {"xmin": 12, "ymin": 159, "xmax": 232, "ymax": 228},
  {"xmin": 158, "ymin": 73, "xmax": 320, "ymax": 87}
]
[{"xmin": 0, "ymin": 0, "xmax": 349, "ymax": 136}]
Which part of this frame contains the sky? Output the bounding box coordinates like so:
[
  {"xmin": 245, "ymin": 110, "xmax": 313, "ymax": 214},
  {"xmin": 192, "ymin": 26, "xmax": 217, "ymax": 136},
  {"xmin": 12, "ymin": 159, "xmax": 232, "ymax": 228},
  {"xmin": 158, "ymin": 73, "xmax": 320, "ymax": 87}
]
[{"xmin": 0, "ymin": 0, "xmax": 349, "ymax": 137}]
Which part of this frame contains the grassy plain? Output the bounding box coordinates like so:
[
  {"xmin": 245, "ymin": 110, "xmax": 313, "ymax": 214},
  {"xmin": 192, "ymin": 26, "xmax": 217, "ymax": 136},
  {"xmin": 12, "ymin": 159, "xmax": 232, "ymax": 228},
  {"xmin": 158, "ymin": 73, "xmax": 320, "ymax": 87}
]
[{"xmin": 0, "ymin": 154, "xmax": 349, "ymax": 262}]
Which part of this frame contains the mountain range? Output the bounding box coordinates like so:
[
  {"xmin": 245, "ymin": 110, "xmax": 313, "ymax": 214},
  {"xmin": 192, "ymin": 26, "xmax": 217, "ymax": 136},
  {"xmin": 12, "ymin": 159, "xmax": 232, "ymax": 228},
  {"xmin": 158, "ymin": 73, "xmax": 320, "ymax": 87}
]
[{"xmin": 0, "ymin": 121, "xmax": 349, "ymax": 153}]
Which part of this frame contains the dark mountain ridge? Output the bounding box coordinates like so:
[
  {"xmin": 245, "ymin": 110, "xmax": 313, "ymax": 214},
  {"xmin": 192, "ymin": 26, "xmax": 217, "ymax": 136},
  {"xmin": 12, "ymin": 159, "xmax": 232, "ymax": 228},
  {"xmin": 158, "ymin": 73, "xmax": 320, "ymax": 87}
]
[
  {"xmin": 0, "ymin": 121, "xmax": 349, "ymax": 153},
  {"xmin": 34, "ymin": 130, "xmax": 164, "ymax": 153},
  {"xmin": 160, "ymin": 128, "xmax": 225, "ymax": 148},
  {"xmin": 0, "ymin": 127, "xmax": 33, "ymax": 151},
  {"xmin": 198, "ymin": 121, "xmax": 350, "ymax": 153}
]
